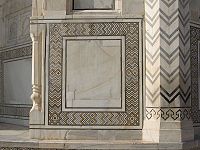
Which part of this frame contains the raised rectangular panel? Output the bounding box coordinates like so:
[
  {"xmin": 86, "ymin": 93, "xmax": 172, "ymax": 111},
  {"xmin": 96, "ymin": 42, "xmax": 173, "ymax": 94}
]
[
  {"xmin": 4, "ymin": 58, "xmax": 32, "ymax": 105},
  {"xmin": 62, "ymin": 36, "xmax": 125, "ymax": 112}
]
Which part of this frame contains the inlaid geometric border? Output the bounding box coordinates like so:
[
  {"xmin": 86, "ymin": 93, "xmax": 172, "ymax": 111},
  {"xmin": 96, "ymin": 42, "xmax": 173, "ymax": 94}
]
[
  {"xmin": 146, "ymin": 107, "xmax": 191, "ymax": 121},
  {"xmin": 191, "ymin": 25, "xmax": 200, "ymax": 124},
  {"xmin": 0, "ymin": 45, "xmax": 32, "ymax": 60},
  {"xmin": 0, "ymin": 105, "xmax": 31, "ymax": 118},
  {"xmin": 48, "ymin": 20, "xmax": 142, "ymax": 128}
]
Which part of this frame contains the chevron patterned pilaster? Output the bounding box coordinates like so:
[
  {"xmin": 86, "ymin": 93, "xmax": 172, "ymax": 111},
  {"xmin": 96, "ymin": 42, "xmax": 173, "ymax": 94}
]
[
  {"xmin": 145, "ymin": 0, "xmax": 161, "ymax": 106},
  {"xmin": 144, "ymin": 0, "xmax": 194, "ymax": 142},
  {"xmin": 160, "ymin": 0, "xmax": 191, "ymax": 105},
  {"xmin": 145, "ymin": 0, "xmax": 191, "ymax": 114}
]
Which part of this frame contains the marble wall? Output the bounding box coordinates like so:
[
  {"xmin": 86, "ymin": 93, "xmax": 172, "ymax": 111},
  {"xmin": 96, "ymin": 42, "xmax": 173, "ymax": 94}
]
[
  {"xmin": 29, "ymin": 0, "xmax": 144, "ymax": 140},
  {"xmin": 4, "ymin": 58, "xmax": 32, "ymax": 105},
  {"xmin": 33, "ymin": 0, "xmax": 144, "ymax": 18},
  {"xmin": 18, "ymin": 0, "xmax": 200, "ymax": 148},
  {"xmin": 0, "ymin": 0, "xmax": 31, "ymax": 47},
  {"xmin": 0, "ymin": 0, "xmax": 32, "ymax": 126}
]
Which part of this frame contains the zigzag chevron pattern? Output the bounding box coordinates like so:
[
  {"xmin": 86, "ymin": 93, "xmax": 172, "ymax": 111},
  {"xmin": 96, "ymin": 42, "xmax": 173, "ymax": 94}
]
[
  {"xmin": 145, "ymin": 0, "xmax": 190, "ymax": 105},
  {"xmin": 145, "ymin": 0, "xmax": 161, "ymax": 104}
]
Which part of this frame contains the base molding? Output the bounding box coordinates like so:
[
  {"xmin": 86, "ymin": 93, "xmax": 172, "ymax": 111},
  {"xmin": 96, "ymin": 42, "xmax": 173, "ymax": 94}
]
[
  {"xmin": 30, "ymin": 129, "xmax": 142, "ymax": 141},
  {"xmin": 0, "ymin": 139, "xmax": 200, "ymax": 150}
]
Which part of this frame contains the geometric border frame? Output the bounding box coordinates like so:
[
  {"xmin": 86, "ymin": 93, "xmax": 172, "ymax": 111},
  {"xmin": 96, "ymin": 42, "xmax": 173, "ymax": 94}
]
[
  {"xmin": 0, "ymin": 44, "xmax": 32, "ymax": 119},
  {"xmin": 191, "ymin": 23, "xmax": 200, "ymax": 126},
  {"xmin": 47, "ymin": 19, "xmax": 143, "ymax": 129}
]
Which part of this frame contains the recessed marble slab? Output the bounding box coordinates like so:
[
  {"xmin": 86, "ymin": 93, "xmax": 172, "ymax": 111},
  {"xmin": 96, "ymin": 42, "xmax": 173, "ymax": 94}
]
[
  {"xmin": 62, "ymin": 36, "xmax": 125, "ymax": 112},
  {"xmin": 4, "ymin": 58, "xmax": 32, "ymax": 105}
]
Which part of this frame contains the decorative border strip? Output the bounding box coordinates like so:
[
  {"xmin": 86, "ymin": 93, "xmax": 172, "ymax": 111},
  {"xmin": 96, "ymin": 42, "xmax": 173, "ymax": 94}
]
[
  {"xmin": 1, "ymin": 45, "xmax": 32, "ymax": 60},
  {"xmin": 0, "ymin": 105, "xmax": 31, "ymax": 117},
  {"xmin": 146, "ymin": 107, "xmax": 191, "ymax": 121},
  {"xmin": 191, "ymin": 25, "xmax": 200, "ymax": 124}
]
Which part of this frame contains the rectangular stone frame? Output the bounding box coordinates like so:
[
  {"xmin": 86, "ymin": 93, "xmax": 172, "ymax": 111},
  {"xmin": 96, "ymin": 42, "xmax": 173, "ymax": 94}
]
[
  {"xmin": 46, "ymin": 19, "xmax": 143, "ymax": 129},
  {"xmin": 191, "ymin": 23, "xmax": 200, "ymax": 126},
  {"xmin": 0, "ymin": 44, "xmax": 32, "ymax": 122}
]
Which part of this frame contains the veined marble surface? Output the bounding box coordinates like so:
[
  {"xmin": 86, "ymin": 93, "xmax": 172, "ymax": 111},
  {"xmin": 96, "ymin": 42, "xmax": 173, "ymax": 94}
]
[
  {"xmin": 66, "ymin": 39, "xmax": 122, "ymax": 109},
  {"xmin": 4, "ymin": 58, "xmax": 32, "ymax": 105}
]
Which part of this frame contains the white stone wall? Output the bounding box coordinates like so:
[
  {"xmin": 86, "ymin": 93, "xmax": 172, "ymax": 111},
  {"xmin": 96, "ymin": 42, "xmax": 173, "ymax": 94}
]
[
  {"xmin": 4, "ymin": 58, "xmax": 32, "ymax": 105},
  {"xmin": 0, "ymin": 0, "xmax": 31, "ymax": 48},
  {"xmin": 0, "ymin": 0, "xmax": 32, "ymax": 126},
  {"xmin": 29, "ymin": 0, "xmax": 145, "ymax": 140},
  {"xmin": 32, "ymin": 0, "xmax": 144, "ymax": 18}
]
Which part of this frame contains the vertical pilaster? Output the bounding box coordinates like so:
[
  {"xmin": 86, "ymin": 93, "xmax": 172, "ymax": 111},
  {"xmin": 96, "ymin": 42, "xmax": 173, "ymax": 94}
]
[
  {"xmin": 0, "ymin": 2, "xmax": 3, "ymax": 103},
  {"xmin": 144, "ymin": 0, "xmax": 161, "ymax": 142},
  {"xmin": 144, "ymin": 0, "xmax": 193, "ymax": 143},
  {"xmin": 29, "ymin": 17, "xmax": 45, "ymax": 125}
]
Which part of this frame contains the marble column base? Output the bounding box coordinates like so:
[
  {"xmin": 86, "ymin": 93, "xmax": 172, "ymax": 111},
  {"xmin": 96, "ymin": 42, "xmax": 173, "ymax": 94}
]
[{"xmin": 143, "ymin": 120, "xmax": 194, "ymax": 143}]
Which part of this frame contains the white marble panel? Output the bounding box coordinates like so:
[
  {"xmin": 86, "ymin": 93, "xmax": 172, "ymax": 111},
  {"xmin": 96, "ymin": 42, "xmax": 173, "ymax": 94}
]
[
  {"xmin": 4, "ymin": 58, "xmax": 32, "ymax": 105},
  {"xmin": 73, "ymin": 0, "xmax": 114, "ymax": 10},
  {"xmin": 62, "ymin": 36, "xmax": 125, "ymax": 112}
]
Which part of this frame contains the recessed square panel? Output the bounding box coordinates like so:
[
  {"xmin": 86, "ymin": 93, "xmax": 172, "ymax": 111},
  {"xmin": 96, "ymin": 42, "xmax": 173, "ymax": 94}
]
[
  {"xmin": 4, "ymin": 58, "xmax": 32, "ymax": 105},
  {"xmin": 62, "ymin": 36, "xmax": 125, "ymax": 112}
]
